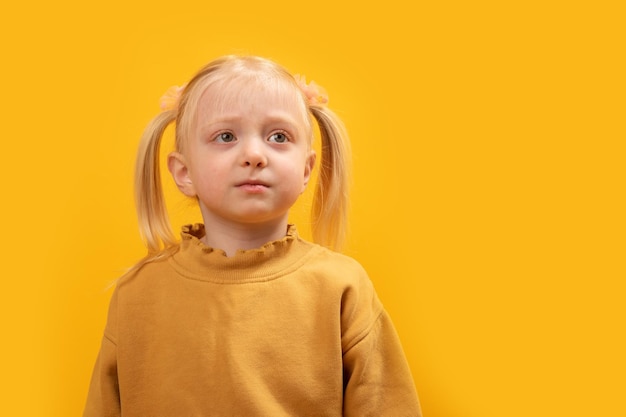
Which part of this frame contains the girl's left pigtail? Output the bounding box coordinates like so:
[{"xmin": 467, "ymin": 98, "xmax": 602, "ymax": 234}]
[
  {"xmin": 309, "ymin": 105, "xmax": 352, "ymax": 252},
  {"xmin": 295, "ymin": 74, "xmax": 351, "ymax": 251}
]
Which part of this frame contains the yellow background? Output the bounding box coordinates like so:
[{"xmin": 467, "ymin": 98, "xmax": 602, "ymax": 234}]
[{"xmin": 1, "ymin": 1, "xmax": 624, "ymax": 416}]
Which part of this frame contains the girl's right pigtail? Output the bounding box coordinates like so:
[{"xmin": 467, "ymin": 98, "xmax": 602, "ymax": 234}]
[
  {"xmin": 309, "ymin": 106, "xmax": 352, "ymax": 252},
  {"xmin": 134, "ymin": 110, "xmax": 178, "ymax": 254}
]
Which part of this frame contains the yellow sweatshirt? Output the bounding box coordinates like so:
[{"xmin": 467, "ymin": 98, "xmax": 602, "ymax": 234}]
[{"xmin": 84, "ymin": 224, "xmax": 421, "ymax": 416}]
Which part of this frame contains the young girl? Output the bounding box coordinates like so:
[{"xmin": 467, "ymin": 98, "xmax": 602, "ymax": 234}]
[{"xmin": 84, "ymin": 55, "xmax": 422, "ymax": 416}]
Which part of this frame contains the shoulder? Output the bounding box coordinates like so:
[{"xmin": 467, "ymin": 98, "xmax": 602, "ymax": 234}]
[
  {"xmin": 299, "ymin": 241, "xmax": 382, "ymax": 332},
  {"xmin": 297, "ymin": 242, "xmax": 378, "ymax": 306},
  {"xmin": 113, "ymin": 248, "xmax": 179, "ymax": 296},
  {"xmin": 300, "ymin": 241, "xmax": 370, "ymax": 283}
]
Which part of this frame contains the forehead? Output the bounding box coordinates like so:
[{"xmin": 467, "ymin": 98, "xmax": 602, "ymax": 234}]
[{"xmin": 197, "ymin": 74, "xmax": 307, "ymax": 120}]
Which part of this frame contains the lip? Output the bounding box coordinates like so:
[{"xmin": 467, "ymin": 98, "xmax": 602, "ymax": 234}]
[
  {"xmin": 236, "ymin": 179, "xmax": 269, "ymax": 187},
  {"xmin": 236, "ymin": 179, "xmax": 269, "ymax": 193}
]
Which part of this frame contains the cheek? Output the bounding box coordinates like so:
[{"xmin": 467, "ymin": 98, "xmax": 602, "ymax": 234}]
[
  {"xmin": 287, "ymin": 162, "xmax": 311, "ymax": 192},
  {"xmin": 188, "ymin": 165, "xmax": 219, "ymax": 193}
]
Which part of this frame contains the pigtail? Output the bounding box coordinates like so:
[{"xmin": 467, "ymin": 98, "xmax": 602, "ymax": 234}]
[
  {"xmin": 309, "ymin": 105, "xmax": 352, "ymax": 251},
  {"xmin": 135, "ymin": 110, "xmax": 178, "ymax": 254}
]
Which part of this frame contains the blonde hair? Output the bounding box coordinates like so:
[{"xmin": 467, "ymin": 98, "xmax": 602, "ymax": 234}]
[{"xmin": 135, "ymin": 55, "xmax": 351, "ymax": 261}]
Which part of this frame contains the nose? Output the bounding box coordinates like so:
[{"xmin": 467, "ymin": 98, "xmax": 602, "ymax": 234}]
[{"xmin": 241, "ymin": 139, "xmax": 268, "ymax": 168}]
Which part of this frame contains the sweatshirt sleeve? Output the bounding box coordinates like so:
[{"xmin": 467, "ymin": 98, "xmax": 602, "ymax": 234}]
[
  {"xmin": 83, "ymin": 290, "xmax": 121, "ymax": 417},
  {"xmin": 341, "ymin": 275, "xmax": 422, "ymax": 417}
]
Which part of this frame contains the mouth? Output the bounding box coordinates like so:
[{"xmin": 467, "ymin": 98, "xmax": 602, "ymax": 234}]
[
  {"xmin": 236, "ymin": 180, "xmax": 269, "ymax": 187},
  {"xmin": 236, "ymin": 180, "xmax": 269, "ymax": 192}
]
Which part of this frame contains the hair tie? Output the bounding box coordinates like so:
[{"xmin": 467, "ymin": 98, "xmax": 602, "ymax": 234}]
[
  {"xmin": 159, "ymin": 84, "xmax": 186, "ymax": 111},
  {"xmin": 294, "ymin": 75, "xmax": 329, "ymax": 106}
]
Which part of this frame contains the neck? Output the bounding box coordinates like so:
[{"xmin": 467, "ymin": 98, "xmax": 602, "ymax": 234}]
[{"xmin": 199, "ymin": 215, "xmax": 290, "ymax": 257}]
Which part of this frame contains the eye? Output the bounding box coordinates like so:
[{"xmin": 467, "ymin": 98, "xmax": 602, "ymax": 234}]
[
  {"xmin": 215, "ymin": 132, "xmax": 235, "ymax": 143},
  {"xmin": 268, "ymin": 132, "xmax": 289, "ymax": 143}
]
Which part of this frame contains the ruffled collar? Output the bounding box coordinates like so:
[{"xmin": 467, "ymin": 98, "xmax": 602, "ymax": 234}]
[{"xmin": 168, "ymin": 224, "xmax": 319, "ymax": 284}]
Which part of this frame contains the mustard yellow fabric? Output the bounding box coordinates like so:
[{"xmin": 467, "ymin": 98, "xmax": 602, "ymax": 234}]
[{"xmin": 84, "ymin": 225, "xmax": 421, "ymax": 416}]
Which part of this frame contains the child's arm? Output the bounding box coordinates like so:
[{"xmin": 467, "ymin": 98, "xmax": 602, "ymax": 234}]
[
  {"xmin": 340, "ymin": 270, "xmax": 422, "ymax": 417},
  {"xmin": 83, "ymin": 291, "xmax": 120, "ymax": 417},
  {"xmin": 343, "ymin": 310, "xmax": 422, "ymax": 416}
]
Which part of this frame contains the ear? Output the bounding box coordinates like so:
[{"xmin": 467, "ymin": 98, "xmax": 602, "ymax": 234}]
[
  {"xmin": 167, "ymin": 151, "xmax": 196, "ymax": 197},
  {"xmin": 302, "ymin": 150, "xmax": 317, "ymax": 191}
]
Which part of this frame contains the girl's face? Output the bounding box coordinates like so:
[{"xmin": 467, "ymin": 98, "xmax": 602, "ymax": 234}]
[{"xmin": 169, "ymin": 77, "xmax": 316, "ymax": 230}]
